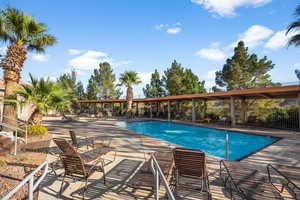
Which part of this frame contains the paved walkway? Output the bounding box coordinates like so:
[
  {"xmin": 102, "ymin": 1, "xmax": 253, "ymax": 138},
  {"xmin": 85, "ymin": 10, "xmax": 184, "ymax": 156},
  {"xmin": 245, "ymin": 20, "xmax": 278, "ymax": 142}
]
[{"xmin": 38, "ymin": 117, "xmax": 300, "ymax": 199}]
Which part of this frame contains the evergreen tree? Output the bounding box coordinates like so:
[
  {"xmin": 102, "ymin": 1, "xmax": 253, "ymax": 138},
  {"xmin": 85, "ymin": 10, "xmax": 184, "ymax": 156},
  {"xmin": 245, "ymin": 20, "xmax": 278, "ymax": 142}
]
[
  {"xmin": 215, "ymin": 41, "xmax": 280, "ymax": 122},
  {"xmin": 86, "ymin": 76, "xmax": 97, "ymax": 100},
  {"xmin": 163, "ymin": 60, "xmax": 206, "ymax": 95},
  {"xmin": 143, "ymin": 69, "xmax": 165, "ymax": 98},
  {"xmin": 215, "ymin": 41, "xmax": 276, "ymax": 90},
  {"xmin": 86, "ymin": 62, "xmax": 121, "ymax": 99},
  {"xmin": 183, "ymin": 69, "xmax": 206, "ymax": 94},
  {"xmin": 163, "ymin": 60, "xmax": 186, "ymax": 95},
  {"xmin": 76, "ymin": 81, "xmax": 85, "ymax": 100}
]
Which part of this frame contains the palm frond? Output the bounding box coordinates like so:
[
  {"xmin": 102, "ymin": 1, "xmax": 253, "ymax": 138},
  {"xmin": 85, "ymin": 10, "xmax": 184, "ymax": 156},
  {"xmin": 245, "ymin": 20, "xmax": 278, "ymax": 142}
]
[
  {"xmin": 288, "ymin": 34, "xmax": 300, "ymax": 47},
  {"xmin": 27, "ymin": 34, "xmax": 57, "ymax": 53}
]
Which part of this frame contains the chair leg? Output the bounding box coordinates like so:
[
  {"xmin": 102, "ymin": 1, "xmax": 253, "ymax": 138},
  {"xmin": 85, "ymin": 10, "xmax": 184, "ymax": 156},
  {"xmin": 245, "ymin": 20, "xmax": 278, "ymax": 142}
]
[
  {"xmin": 59, "ymin": 174, "xmax": 66, "ymax": 197},
  {"xmin": 83, "ymin": 179, "xmax": 88, "ymax": 200}
]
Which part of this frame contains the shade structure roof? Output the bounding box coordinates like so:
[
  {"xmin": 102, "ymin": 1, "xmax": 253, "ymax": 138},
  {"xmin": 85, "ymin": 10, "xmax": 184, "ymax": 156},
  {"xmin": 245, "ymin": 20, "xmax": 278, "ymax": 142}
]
[{"xmin": 78, "ymin": 85, "xmax": 300, "ymax": 104}]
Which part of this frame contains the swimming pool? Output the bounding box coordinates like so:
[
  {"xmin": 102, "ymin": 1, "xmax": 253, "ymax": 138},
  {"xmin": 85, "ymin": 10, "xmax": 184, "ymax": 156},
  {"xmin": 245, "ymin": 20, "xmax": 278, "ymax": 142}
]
[{"xmin": 121, "ymin": 121, "xmax": 278, "ymax": 160}]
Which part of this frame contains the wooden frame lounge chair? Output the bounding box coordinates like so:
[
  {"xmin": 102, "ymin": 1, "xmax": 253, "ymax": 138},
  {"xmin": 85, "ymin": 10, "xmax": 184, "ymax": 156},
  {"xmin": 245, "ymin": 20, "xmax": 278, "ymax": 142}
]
[
  {"xmin": 69, "ymin": 130, "xmax": 94, "ymax": 150},
  {"xmin": 127, "ymin": 151, "xmax": 174, "ymax": 190},
  {"xmin": 53, "ymin": 138, "xmax": 115, "ymax": 164},
  {"xmin": 59, "ymin": 153, "xmax": 105, "ymax": 199},
  {"xmin": 220, "ymin": 160, "xmax": 283, "ymax": 200},
  {"xmin": 172, "ymin": 147, "xmax": 211, "ymax": 198},
  {"xmin": 267, "ymin": 164, "xmax": 300, "ymax": 199}
]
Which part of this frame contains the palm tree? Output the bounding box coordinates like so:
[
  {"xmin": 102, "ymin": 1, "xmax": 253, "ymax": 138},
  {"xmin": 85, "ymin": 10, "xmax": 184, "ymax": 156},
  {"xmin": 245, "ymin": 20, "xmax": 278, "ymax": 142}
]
[
  {"xmin": 0, "ymin": 7, "xmax": 56, "ymax": 127},
  {"xmin": 287, "ymin": 5, "xmax": 300, "ymax": 47},
  {"xmin": 16, "ymin": 73, "xmax": 72, "ymax": 125},
  {"xmin": 119, "ymin": 71, "xmax": 141, "ymax": 117}
]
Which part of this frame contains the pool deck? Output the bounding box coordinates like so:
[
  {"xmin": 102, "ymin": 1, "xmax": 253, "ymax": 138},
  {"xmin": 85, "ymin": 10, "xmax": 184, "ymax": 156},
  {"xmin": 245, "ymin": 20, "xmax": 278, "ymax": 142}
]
[{"xmin": 39, "ymin": 117, "xmax": 300, "ymax": 199}]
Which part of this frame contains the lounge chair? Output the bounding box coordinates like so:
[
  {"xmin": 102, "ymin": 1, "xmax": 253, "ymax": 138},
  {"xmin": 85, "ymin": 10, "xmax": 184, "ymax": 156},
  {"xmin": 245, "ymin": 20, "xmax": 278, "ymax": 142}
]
[
  {"xmin": 53, "ymin": 138, "xmax": 115, "ymax": 164},
  {"xmin": 220, "ymin": 160, "xmax": 283, "ymax": 200},
  {"xmin": 172, "ymin": 147, "xmax": 211, "ymax": 198},
  {"xmin": 69, "ymin": 130, "xmax": 94, "ymax": 150},
  {"xmin": 267, "ymin": 164, "xmax": 300, "ymax": 199},
  {"xmin": 59, "ymin": 153, "xmax": 105, "ymax": 199},
  {"xmin": 127, "ymin": 151, "xmax": 174, "ymax": 190}
]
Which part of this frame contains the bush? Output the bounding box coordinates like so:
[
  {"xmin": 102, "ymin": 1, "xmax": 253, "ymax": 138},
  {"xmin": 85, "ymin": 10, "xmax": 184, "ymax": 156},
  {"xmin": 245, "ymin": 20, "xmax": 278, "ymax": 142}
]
[{"xmin": 19, "ymin": 125, "xmax": 48, "ymax": 137}]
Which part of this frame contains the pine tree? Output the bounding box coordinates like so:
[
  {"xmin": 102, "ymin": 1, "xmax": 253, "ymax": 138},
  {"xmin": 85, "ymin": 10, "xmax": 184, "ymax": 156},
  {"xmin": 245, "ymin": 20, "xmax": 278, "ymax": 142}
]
[
  {"xmin": 143, "ymin": 69, "xmax": 165, "ymax": 98},
  {"xmin": 215, "ymin": 41, "xmax": 276, "ymax": 90},
  {"xmin": 87, "ymin": 62, "xmax": 121, "ymax": 99},
  {"xmin": 163, "ymin": 60, "xmax": 186, "ymax": 95}
]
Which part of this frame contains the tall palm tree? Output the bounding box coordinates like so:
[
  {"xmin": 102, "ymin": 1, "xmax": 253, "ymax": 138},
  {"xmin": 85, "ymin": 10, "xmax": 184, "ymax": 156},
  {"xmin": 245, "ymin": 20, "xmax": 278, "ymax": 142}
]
[
  {"xmin": 287, "ymin": 5, "xmax": 300, "ymax": 47},
  {"xmin": 16, "ymin": 73, "xmax": 72, "ymax": 125},
  {"xmin": 119, "ymin": 71, "xmax": 141, "ymax": 117},
  {"xmin": 0, "ymin": 7, "xmax": 56, "ymax": 127}
]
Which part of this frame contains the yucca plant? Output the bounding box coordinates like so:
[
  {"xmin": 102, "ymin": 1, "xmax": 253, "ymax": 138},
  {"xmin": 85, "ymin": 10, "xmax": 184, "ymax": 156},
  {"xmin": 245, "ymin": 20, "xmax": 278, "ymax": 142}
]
[
  {"xmin": 118, "ymin": 71, "xmax": 141, "ymax": 117},
  {"xmin": 0, "ymin": 7, "xmax": 56, "ymax": 127}
]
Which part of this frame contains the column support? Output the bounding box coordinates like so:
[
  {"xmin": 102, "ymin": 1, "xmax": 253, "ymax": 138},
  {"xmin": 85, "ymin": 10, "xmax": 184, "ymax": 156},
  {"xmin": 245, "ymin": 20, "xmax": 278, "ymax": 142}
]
[
  {"xmin": 136, "ymin": 102, "xmax": 139, "ymax": 117},
  {"xmin": 156, "ymin": 102, "xmax": 160, "ymax": 117},
  {"xmin": 192, "ymin": 99, "xmax": 196, "ymax": 123},
  {"xmin": 150, "ymin": 103, "xmax": 153, "ymax": 118},
  {"xmin": 168, "ymin": 101, "xmax": 171, "ymax": 121},
  {"xmin": 230, "ymin": 96, "xmax": 236, "ymax": 127},
  {"xmin": 297, "ymin": 93, "xmax": 300, "ymax": 129}
]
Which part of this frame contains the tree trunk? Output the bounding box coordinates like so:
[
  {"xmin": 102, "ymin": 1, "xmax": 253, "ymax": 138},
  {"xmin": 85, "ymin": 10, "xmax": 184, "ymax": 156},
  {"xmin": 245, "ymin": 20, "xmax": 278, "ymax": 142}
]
[
  {"xmin": 1, "ymin": 44, "xmax": 26, "ymax": 129},
  {"xmin": 126, "ymin": 85, "xmax": 133, "ymax": 118},
  {"xmin": 28, "ymin": 109, "xmax": 43, "ymax": 125}
]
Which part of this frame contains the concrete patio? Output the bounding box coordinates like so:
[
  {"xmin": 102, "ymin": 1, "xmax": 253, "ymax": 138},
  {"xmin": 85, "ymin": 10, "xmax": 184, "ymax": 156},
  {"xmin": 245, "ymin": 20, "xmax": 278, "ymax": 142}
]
[{"xmin": 38, "ymin": 117, "xmax": 300, "ymax": 199}]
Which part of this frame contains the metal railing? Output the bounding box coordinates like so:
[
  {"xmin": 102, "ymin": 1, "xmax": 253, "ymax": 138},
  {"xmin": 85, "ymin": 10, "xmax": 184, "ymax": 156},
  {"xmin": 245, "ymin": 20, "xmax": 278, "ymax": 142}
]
[
  {"xmin": 1, "ymin": 161, "xmax": 48, "ymax": 200},
  {"xmin": 0, "ymin": 122, "xmax": 26, "ymax": 155},
  {"xmin": 2, "ymin": 115, "xmax": 28, "ymax": 143},
  {"xmin": 150, "ymin": 154, "xmax": 176, "ymax": 200}
]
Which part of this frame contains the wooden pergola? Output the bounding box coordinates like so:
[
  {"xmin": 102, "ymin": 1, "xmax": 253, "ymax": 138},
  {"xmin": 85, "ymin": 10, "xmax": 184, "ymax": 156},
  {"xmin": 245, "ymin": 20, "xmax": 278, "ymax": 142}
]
[{"xmin": 78, "ymin": 85, "xmax": 300, "ymax": 127}]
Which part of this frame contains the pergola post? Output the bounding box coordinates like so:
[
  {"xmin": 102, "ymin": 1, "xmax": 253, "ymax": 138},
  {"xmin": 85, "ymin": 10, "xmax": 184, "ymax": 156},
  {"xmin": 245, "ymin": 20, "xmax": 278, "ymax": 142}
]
[
  {"xmin": 150, "ymin": 103, "xmax": 153, "ymax": 118},
  {"xmin": 156, "ymin": 102, "xmax": 160, "ymax": 117},
  {"xmin": 93, "ymin": 103, "xmax": 96, "ymax": 114},
  {"xmin": 192, "ymin": 99, "xmax": 196, "ymax": 123},
  {"xmin": 230, "ymin": 96, "xmax": 236, "ymax": 127},
  {"xmin": 168, "ymin": 101, "xmax": 171, "ymax": 121},
  {"xmin": 297, "ymin": 93, "xmax": 300, "ymax": 129},
  {"xmin": 112, "ymin": 103, "xmax": 114, "ymax": 116},
  {"xmin": 136, "ymin": 102, "xmax": 139, "ymax": 117}
]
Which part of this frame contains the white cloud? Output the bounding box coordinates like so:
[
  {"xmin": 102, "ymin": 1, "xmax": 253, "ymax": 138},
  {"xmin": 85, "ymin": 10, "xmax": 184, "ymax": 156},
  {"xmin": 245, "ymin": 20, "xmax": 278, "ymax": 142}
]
[
  {"xmin": 191, "ymin": 0, "xmax": 272, "ymax": 17},
  {"xmin": 68, "ymin": 49, "xmax": 82, "ymax": 55},
  {"xmin": 138, "ymin": 72, "xmax": 153, "ymax": 85},
  {"xmin": 31, "ymin": 54, "xmax": 49, "ymax": 62},
  {"xmin": 83, "ymin": 50, "xmax": 108, "ymax": 58},
  {"xmin": 69, "ymin": 50, "xmax": 130, "ymax": 70},
  {"xmin": 155, "ymin": 22, "xmax": 182, "ymax": 34},
  {"xmin": 205, "ymin": 70, "xmax": 217, "ymax": 79},
  {"xmin": 167, "ymin": 27, "xmax": 182, "ymax": 34},
  {"xmin": 229, "ymin": 25, "xmax": 273, "ymax": 49},
  {"xmin": 294, "ymin": 63, "xmax": 300, "ymax": 68},
  {"xmin": 264, "ymin": 30, "xmax": 295, "ymax": 51},
  {"xmin": 196, "ymin": 48, "xmax": 226, "ymax": 61}
]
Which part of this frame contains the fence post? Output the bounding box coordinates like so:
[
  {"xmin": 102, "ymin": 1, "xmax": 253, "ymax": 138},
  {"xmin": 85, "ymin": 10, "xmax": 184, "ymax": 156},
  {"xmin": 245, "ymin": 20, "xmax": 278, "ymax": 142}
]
[{"xmin": 226, "ymin": 134, "xmax": 229, "ymax": 160}]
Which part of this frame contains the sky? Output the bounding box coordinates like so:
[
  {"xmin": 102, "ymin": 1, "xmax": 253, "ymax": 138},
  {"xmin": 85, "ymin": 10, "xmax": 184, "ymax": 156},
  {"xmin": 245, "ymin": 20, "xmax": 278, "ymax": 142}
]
[{"xmin": 0, "ymin": 0, "xmax": 299, "ymax": 98}]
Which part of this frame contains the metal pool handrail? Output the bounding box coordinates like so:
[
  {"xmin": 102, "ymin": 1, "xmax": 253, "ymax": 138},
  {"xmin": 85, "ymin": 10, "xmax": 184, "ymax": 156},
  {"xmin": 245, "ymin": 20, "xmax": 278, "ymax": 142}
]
[
  {"xmin": 1, "ymin": 161, "xmax": 48, "ymax": 200},
  {"xmin": 150, "ymin": 153, "xmax": 176, "ymax": 200},
  {"xmin": 0, "ymin": 122, "xmax": 25, "ymax": 155},
  {"xmin": 2, "ymin": 115, "xmax": 28, "ymax": 144}
]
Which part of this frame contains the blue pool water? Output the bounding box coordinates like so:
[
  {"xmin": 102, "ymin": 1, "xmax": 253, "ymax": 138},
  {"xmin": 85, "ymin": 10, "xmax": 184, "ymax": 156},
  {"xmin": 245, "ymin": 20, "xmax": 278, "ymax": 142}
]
[{"xmin": 122, "ymin": 121, "xmax": 278, "ymax": 160}]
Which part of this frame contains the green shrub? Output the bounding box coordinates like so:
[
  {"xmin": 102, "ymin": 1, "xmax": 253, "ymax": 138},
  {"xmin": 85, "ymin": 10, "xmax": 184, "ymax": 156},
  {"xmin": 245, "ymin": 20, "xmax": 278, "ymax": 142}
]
[
  {"xmin": 0, "ymin": 160, "xmax": 7, "ymax": 167},
  {"xmin": 19, "ymin": 125, "xmax": 48, "ymax": 137}
]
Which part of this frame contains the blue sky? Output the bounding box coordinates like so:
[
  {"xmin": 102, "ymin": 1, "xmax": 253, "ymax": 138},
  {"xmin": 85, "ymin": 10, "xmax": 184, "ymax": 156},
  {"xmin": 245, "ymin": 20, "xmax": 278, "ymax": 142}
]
[{"xmin": 0, "ymin": 0, "xmax": 299, "ymax": 97}]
